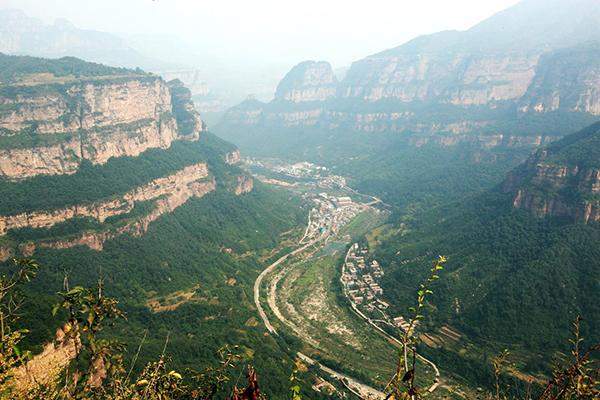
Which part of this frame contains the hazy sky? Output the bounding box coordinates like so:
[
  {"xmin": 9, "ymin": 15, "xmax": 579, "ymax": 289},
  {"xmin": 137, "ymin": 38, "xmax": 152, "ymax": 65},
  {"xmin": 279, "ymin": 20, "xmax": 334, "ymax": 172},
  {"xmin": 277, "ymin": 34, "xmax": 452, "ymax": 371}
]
[{"xmin": 3, "ymin": 0, "xmax": 521, "ymax": 67}]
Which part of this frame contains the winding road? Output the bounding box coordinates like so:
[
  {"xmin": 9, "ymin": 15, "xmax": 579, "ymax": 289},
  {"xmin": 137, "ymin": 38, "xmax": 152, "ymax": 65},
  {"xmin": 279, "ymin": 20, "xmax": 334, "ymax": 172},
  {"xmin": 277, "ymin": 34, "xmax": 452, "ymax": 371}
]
[
  {"xmin": 253, "ymin": 215, "xmax": 387, "ymax": 398},
  {"xmin": 340, "ymin": 246, "xmax": 442, "ymax": 393}
]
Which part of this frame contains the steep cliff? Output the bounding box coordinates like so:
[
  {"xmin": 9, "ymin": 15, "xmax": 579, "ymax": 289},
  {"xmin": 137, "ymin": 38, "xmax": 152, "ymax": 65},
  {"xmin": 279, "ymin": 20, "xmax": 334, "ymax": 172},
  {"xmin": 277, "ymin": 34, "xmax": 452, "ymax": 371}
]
[
  {"xmin": 219, "ymin": 0, "xmax": 600, "ymax": 149},
  {"xmin": 274, "ymin": 61, "xmax": 337, "ymax": 102},
  {"xmin": 503, "ymin": 121, "xmax": 600, "ymax": 222},
  {"xmin": 0, "ymin": 54, "xmax": 255, "ymax": 260},
  {"xmin": 519, "ymin": 44, "xmax": 600, "ymax": 115},
  {"xmin": 0, "ymin": 54, "xmax": 204, "ymax": 180}
]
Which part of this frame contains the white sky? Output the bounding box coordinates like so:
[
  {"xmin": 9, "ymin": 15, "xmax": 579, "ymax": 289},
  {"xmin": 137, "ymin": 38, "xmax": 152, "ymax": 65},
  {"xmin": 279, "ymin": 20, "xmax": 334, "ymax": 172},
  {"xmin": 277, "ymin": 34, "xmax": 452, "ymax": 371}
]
[{"xmin": 1, "ymin": 0, "xmax": 521, "ymax": 67}]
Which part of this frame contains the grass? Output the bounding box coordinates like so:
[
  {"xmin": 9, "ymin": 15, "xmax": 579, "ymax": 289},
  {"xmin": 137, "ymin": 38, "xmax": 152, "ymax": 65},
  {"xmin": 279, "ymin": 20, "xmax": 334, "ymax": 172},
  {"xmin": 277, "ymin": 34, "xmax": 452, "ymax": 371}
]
[
  {"xmin": 268, "ymin": 247, "xmax": 437, "ymax": 390},
  {"xmin": 339, "ymin": 208, "xmax": 389, "ymax": 240}
]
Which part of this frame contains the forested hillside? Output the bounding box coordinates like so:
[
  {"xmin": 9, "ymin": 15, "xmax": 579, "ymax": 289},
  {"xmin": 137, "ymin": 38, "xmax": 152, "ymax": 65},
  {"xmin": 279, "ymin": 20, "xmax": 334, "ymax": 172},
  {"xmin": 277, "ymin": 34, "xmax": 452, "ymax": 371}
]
[
  {"xmin": 0, "ymin": 54, "xmax": 317, "ymax": 397},
  {"xmin": 373, "ymin": 122, "xmax": 600, "ymax": 382}
]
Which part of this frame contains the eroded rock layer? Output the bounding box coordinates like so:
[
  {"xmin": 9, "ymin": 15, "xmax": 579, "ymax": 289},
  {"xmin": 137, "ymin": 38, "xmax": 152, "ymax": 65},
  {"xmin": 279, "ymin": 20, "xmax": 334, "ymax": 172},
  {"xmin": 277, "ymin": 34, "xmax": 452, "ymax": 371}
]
[
  {"xmin": 503, "ymin": 122, "xmax": 600, "ymax": 222},
  {"xmin": 0, "ymin": 75, "xmax": 203, "ymax": 180},
  {"xmin": 0, "ymin": 162, "xmax": 210, "ymax": 235}
]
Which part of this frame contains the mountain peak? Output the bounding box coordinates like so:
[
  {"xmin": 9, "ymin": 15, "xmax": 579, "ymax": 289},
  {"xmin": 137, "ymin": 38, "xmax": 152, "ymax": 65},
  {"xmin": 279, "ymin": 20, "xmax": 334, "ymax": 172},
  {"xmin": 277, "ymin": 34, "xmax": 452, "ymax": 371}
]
[{"xmin": 274, "ymin": 60, "xmax": 337, "ymax": 102}]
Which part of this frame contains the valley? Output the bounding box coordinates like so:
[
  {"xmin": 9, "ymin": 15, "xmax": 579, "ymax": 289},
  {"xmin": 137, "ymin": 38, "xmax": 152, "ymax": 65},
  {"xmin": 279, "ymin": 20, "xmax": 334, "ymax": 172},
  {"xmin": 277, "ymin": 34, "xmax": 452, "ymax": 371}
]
[
  {"xmin": 248, "ymin": 158, "xmax": 471, "ymax": 398},
  {"xmin": 1, "ymin": 1, "xmax": 599, "ymax": 399}
]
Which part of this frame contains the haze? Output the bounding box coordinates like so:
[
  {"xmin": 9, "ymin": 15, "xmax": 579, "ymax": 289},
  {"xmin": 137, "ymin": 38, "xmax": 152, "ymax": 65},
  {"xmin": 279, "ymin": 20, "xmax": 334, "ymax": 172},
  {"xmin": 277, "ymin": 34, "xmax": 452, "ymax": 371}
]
[{"xmin": 3, "ymin": 0, "xmax": 520, "ymax": 68}]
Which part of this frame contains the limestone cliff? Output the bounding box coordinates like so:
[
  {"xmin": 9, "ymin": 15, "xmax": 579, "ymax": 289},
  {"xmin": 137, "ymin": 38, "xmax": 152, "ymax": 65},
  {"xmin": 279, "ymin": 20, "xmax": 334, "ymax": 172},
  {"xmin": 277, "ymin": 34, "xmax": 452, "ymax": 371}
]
[
  {"xmin": 274, "ymin": 61, "xmax": 337, "ymax": 103},
  {"xmin": 0, "ymin": 162, "xmax": 217, "ymax": 255},
  {"xmin": 0, "ymin": 63, "xmax": 204, "ymax": 180},
  {"xmin": 221, "ymin": 1, "xmax": 600, "ymax": 148},
  {"xmin": 234, "ymin": 175, "xmax": 254, "ymax": 195},
  {"xmin": 503, "ymin": 122, "xmax": 600, "ymax": 223},
  {"xmin": 339, "ymin": 52, "xmax": 539, "ymax": 105},
  {"xmin": 519, "ymin": 44, "xmax": 600, "ymax": 115},
  {"xmin": 0, "ymin": 162, "xmax": 210, "ymax": 235},
  {"xmin": 36, "ymin": 178, "xmax": 216, "ymax": 253}
]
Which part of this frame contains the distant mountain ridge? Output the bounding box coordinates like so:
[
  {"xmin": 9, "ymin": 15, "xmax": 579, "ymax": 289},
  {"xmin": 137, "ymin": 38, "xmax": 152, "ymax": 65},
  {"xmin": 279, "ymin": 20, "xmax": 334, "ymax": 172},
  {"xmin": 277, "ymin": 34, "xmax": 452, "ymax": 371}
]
[
  {"xmin": 0, "ymin": 9, "xmax": 167, "ymax": 69},
  {"xmin": 219, "ymin": 0, "xmax": 600, "ymax": 149}
]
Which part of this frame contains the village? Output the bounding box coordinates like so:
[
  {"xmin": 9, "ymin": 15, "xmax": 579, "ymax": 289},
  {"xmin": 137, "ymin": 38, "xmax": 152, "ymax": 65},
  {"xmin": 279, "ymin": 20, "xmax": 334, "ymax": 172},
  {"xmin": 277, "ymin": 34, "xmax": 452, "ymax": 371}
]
[
  {"xmin": 299, "ymin": 193, "xmax": 363, "ymax": 243},
  {"xmin": 341, "ymin": 243, "xmax": 414, "ymax": 333},
  {"xmin": 244, "ymin": 158, "xmax": 348, "ymax": 190}
]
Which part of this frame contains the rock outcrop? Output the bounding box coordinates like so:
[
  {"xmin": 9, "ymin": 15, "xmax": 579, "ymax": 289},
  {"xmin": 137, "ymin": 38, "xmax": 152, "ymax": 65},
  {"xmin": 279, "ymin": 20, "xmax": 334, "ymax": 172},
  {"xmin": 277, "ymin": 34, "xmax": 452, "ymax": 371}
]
[
  {"xmin": 274, "ymin": 61, "xmax": 337, "ymax": 103},
  {"xmin": 234, "ymin": 175, "xmax": 254, "ymax": 195},
  {"xmin": 0, "ymin": 162, "xmax": 210, "ymax": 235},
  {"xmin": 519, "ymin": 44, "xmax": 600, "ymax": 115},
  {"xmin": 6, "ymin": 323, "xmax": 80, "ymax": 396},
  {"xmin": 503, "ymin": 122, "xmax": 600, "ymax": 223},
  {"xmin": 0, "ymin": 70, "xmax": 204, "ymax": 180},
  {"xmin": 339, "ymin": 53, "xmax": 539, "ymax": 105},
  {"xmin": 36, "ymin": 178, "xmax": 216, "ymax": 252}
]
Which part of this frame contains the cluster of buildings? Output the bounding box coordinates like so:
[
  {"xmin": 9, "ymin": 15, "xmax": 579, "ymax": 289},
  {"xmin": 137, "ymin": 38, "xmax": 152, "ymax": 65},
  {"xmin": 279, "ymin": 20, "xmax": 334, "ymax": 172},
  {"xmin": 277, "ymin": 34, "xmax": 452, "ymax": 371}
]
[
  {"xmin": 342, "ymin": 244, "xmax": 420, "ymax": 335},
  {"xmin": 302, "ymin": 194, "xmax": 362, "ymax": 241},
  {"xmin": 273, "ymin": 161, "xmax": 327, "ymax": 178},
  {"xmin": 317, "ymin": 174, "xmax": 346, "ymax": 189},
  {"xmin": 341, "ymin": 244, "xmax": 386, "ymax": 307}
]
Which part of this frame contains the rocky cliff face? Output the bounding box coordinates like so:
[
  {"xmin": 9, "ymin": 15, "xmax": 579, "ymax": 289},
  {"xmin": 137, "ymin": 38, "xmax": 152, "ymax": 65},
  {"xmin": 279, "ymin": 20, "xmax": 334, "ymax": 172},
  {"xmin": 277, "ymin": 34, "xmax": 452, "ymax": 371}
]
[
  {"xmin": 0, "ymin": 54, "xmax": 254, "ymax": 261},
  {"xmin": 519, "ymin": 45, "xmax": 600, "ymax": 115},
  {"xmin": 274, "ymin": 61, "xmax": 337, "ymax": 102},
  {"xmin": 503, "ymin": 122, "xmax": 600, "ymax": 223},
  {"xmin": 339, "ymin": 52, "xmax": 539, "ymax": 105},
  {"xmin": 0, "ymin": 74, "xmax": 203, "ymax": 180},
  {"xmin": 35, "ymin": 178, "xmax": 216, "ymax": 253},
  {"xmin": 222, "ymin": 44, "xmax": 598, "ymax": 148},
  {"xmin": 0, "ymin": 162, "xmax": 217, "ymax": 257},
  {"xmin": 234, "ymin": 175, "xmax": 254, "ymax": 195},
  {"xmin": 221, "ymin": 1, "xmax": 600, "ymax": 149},
  {"xmin": 0, "ymin": 162, "xmax": 210, "ymax": 235}
]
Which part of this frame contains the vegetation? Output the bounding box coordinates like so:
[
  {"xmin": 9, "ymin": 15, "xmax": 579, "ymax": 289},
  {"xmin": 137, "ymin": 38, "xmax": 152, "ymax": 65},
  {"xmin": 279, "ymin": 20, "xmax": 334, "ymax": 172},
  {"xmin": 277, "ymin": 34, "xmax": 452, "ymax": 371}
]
[
  {"xmin": 0, "ymin": 53, "xmax": 141, "ymax": 84},
  {"xmin": 0, "ymin": 132, "xmax": 234, "ymax": 215},
  {"xmin": 2, "ymin": 253, "xmax": 597, "ymax": 399}
]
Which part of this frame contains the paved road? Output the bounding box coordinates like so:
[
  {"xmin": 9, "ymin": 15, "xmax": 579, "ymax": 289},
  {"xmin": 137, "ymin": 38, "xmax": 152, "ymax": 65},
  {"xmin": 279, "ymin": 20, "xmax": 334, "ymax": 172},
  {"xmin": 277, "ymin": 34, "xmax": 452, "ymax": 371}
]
[
  {"xmin": 253, "ymin": 240, "xmax": 317, "ymax": 334},
  {"xmin": 253, "ymin": 216, "xmax": 387, "ymax": 398},
  {"xmin": 297, "ymin": 352, "xmax": 384, "ymax": 399},
  {"xmin": 340, "ymin": 246, "xmax": 442, "ymax": 393}
]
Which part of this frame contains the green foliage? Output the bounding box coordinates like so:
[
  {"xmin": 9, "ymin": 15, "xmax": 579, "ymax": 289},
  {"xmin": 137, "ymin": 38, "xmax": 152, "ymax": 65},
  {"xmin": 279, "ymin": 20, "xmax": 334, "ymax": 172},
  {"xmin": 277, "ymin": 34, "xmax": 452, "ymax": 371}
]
[
  {"xmin": 376, "ymin": 188, "xmax": 600, "ymax": 373},
  {"xmin": 0, "ymin": 53, "xmax": 140, "ymax": 84},
  {"xmin": 0, "ymin": 132, "xmax": 233, "ymax": 215},
  {"xmin": 8, "ymin": 182, "xmax": 305, "ymax": 398}
]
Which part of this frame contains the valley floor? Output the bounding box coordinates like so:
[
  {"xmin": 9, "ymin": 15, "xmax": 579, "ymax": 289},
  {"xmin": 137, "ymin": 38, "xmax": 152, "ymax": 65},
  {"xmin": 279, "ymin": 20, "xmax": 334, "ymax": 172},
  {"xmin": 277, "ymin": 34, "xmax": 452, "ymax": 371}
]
[{"xmin": 247, "ymin": 159, "xmax": 471, "ymax": 398}]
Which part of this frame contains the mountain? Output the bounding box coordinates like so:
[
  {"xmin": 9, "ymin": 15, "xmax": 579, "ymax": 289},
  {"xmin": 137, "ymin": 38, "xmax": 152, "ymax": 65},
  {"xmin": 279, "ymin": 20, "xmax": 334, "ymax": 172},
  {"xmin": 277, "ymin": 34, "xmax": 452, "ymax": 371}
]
[
  {"xmin": 214, "ymin": 0, "xmax": 600, "ymax": 214},
  {"xmin": 0, "ymin": 54, "xmax": 309, "ymax": 397},
  {"xmin": 218, "ymin": 0, "xmax": 600, "ymax": 146},
  {"xmin": 504, "ymin": 121, "xmax": 600, "ymax": 222},
  {"xmin": 373, "ymin": 122, "xmax": 600, "ymax": 381},
  {"xmin": 0, "ymin": 9, "xmax": 166, "ymax": 69}
]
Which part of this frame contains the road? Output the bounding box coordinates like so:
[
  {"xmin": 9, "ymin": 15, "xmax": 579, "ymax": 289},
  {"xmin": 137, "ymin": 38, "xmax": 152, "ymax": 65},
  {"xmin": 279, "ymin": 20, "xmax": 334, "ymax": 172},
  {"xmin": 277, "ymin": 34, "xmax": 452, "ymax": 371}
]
[
  {"xmin": 340, "ymin": 246, "xmax": 442, "ymax": 393},
  {"xmin": 253, "ymin": 206, "xmax": 388, "ymax": 399},
  {"xmin": 297, "ymin": 352, "xmax": 384, "ymax": 399},
  {"xmin": 253, "ymin": 239, "xmax": 317, "ymax": 334}
]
